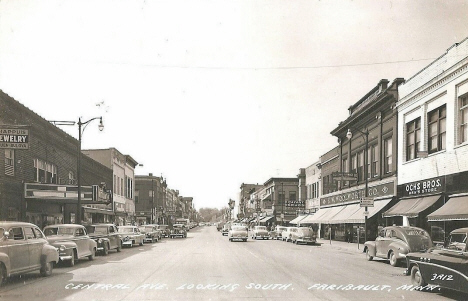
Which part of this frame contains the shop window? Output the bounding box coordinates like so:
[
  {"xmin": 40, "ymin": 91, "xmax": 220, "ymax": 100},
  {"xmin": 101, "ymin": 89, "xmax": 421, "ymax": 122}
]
[
  {"xmin": 406, "ymin": 118, "xmax": 421, "ymax": 161},
  {"xmin": 459, "ymin": 94, "xmax": 468, "ymax": 144},
  {"xmin": 428, "ymin": 105, "xmax": 446, "ymax": 153},
  {"xmin": 4, "ymin": 149, "xmax": 14, "ymax": 176}
]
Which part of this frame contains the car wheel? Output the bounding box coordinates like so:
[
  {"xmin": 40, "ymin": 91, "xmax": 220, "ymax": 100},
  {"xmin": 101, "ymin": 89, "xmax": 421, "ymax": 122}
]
[
  {"xmin": 139, "ymin": 240, "xmax": 144, "ymax": 246},
  {"xmin": 411, "ymin": 265, "xmax": 426, "ymax": 287},
  {"xmin": 389, "ymin": 251, "xmax": 398, "ymax": 267},
  {"xmin": 117, "ymin": 241, "xmax": 122, "ymax": 252},
  {"xmin": 88, "ymin": 248, "xmax": 95, "ymax": 261},
  {"xmin": 0, "ymin": 264, "xmax": 6, "ymax": 286},
  {"xmin": 229, "ymin": 238, "xmax": 232, "ymax": 242},
  {"xmin": 365, "ymin": 248, "xmax": 373, "ymax": 261},
  {"xmin": 40, "ymin": 261, "xmax": 53, "ymax": 277},
  {"xmin": 68, "ymin": 253, "xmax": 75, "ymax": 267},
  {"xmin": 103, "ymin": 243, "xmax": 109, "ymax": 256}
]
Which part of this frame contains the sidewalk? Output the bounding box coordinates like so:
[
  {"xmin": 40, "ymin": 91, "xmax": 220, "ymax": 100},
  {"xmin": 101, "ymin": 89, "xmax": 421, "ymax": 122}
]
[{"xmin": 315, "ymin": 238, "xmax": 366, "ymax": 254}]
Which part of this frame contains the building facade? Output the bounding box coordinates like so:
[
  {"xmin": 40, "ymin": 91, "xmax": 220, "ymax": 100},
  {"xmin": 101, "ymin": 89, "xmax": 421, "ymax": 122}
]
[{"xmin": 396, "ymin": 38, "xmax": 468, "ymax": 242}]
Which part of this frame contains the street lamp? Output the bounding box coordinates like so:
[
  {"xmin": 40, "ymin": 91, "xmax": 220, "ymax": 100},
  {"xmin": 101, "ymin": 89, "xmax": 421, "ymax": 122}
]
[
  {"xmin": 346, "ymin": 127, "xmax": 369, "ymax": 242},
  {"xmin": 50, "ymin": 117, "xmax": 104, "ymax": 224},
  {"xmin": 281, "ymin": 182, "xmax": 284, "ymax": 226}
]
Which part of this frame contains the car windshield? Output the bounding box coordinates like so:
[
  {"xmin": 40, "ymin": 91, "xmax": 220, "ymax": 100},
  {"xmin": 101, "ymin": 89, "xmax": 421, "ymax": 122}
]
[
  {"xmin": 232, "ymin": 226, "xmax": 246, "ymax": 231},
  {"xmin": 256, "ymin": 226, "xmax": 267, "ymax": 230},
  {"xmin": 92, "ymin": 226, "xmax": 108, "ymax": 234},
  {"xmin": 158, "ymin": 225, "xmax": 167, "ymax": 230},
  {"xmin": 44, "ymin": 227, "xmax": 75, "ymax": 236},
  {"xmin": 118, "ymin": 227, "xmax": 135, "ymax": 233},
  {"xmin": 447, "ymin": 233, "xmax": 467, "ymax": 251}
]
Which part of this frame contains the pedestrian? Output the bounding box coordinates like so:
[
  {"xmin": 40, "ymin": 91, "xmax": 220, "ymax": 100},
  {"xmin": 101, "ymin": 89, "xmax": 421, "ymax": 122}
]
[{"xmin": 346, "ymin": 229, "xmax": 351, "ymax": 243}]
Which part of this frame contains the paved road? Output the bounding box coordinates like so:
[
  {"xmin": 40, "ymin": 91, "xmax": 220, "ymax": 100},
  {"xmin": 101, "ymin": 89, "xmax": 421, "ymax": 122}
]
[{"xmin": 0, "ymin": 226, "xmax": 466, "ymax": 301}]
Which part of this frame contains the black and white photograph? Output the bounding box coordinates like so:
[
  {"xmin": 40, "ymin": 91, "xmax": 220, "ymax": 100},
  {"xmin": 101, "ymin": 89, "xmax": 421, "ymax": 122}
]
[{"xmin": 1, "ymin": 1, "xmax": 468, "ymax": 300}]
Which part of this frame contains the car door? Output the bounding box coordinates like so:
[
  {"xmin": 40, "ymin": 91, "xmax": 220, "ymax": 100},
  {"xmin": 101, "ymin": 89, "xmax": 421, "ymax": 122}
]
[
  {"xmin": 108, "ymin": 225, "xmax": 118, "ymax": 249},
  {"xmin": 6, "ymin": 226, "xmax": 30, "ymax": 272},
  {"xmin": 25, "ymin": 226, "xmax": 42, "ymax": 270},
  {"xmin": 376, "ymin": 229, "xmax": 393, "ymax": 257},
  {"xmin": 74, "ymin": 227, "xmax": 89, "ymax": 257}
]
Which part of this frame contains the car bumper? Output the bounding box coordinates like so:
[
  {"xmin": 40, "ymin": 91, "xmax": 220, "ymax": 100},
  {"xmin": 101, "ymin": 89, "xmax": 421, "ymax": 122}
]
[
  {"xmin": 59, "ymin": 255, "xmax": 73, "ymax": 261},
  {"xmin": 122, "ymin": 241, "xmax": 134, "ymax": 246},
  {"xmin": 296, "ymin": 238, "xmax": 316, "ymax": 243}
]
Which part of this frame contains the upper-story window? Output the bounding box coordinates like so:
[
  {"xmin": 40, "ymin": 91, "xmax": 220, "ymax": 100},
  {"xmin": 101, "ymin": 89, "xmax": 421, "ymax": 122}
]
[
  {"xmin": 33, "ymin": 158, "xmax": 57, "ymax": 184},
  {"xmin": 367, "ymin": 144, "xmax": 378, "ymax": 178},
  {"xmin": 288, "ymin": 191, "xmax": 296, "ymax": 201},
  {"xmin": 459, "ymin": 94, "xmax": 468, "ymax": 144},
  {"xmin": 357, "ymin": 151, "xmax": 364, "ymax": 182},
  {"xmin": 5, "ymin": 149, "xmax": 14, "ymax": 176},
  {"xmin": 384, "ymin": 138, "xmax": 392, "ymax": 173},
  {"xmin": 428, "ymin": 105, "xmax": 446, "ymax": 154},
  {"xmin": 406, "ymin": 118, "xmax": 421, "ymax": 161}
]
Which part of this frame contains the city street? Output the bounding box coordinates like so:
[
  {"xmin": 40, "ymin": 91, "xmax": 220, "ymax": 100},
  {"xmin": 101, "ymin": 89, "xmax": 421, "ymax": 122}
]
[{"xmin": 0, "ymin": 226, "xmax": 466, "ymax": 301}]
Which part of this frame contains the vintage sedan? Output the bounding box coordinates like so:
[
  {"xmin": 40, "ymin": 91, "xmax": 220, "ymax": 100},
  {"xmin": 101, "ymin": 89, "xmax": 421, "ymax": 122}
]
[
  {"xmin": 0, "ymin": 222, "xmax": 59, "ymax": 286},
  {"xmin": 170, "ymin": 224, "xmax": 187, "ymax": 238},
  {"xmin": 139, "ymin": 225, "xmax": 160, "ymax": 243},
  {"xmin": 406, "ymin": 227, "xmax": 468, "ymax": 294},
  {"xmin": 222, "ymin": 223, "xmax": 231, "ymax": 236},
  {"xmin": 290, "ymin": 227, "xmax": 317, "ymax": 245},
  {"xmin": 117, "ymin": 226, "xmax": 145, "ymax": 247},
  {"xmin": 43, "ymin": 224, "xmax": 97, "ymax": 267},
  {"xmin": 157, "ymin": 225, "xmax": 171, "ymax": 238},
  {"xmin": 251, "ymin": 226, "xmax": 270, "ymax": 240},
  {"xmin": 271, "ymin": 226, "xmax": 287, "ymax": 240},
  {"xmin": 228, "ymin": 225, "xmax": 248, "ymax": 242},
  {"xmin": 281, "ymin": 227, "xmax": 299, "ymax": 242},
  {"xmin": 86, "ymin": 224, "xmax": 122, "ymax": 255},
  {"xmin": 364, "ymin": 226, "xmax": 433, "ymax": 267}
]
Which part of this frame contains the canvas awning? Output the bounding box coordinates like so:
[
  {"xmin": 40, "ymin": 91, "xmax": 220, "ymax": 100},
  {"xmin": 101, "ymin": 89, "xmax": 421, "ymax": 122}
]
[
  {"xmin": 259, "ymin": 215, "xmax": 274, "ymax": 223},
  {"xmin": 328, "ymin": 204, "xmax": 362, "ymax": 224},
  {"xmin": 428, "ymin": 196, "xmax": 468, "ymax": 221},
  {"xmin": 289, "ymin": 215, "xmax": 308, "ymax": 225},
  {"xmin": 382, "ymin": 195, "xmax": 441, "ymax": 218},
  {"xmin": 346, "ymin": 197, "xmax": 393, "ymax": 224},
  {"xmin": 299, "ymin": 206, "xmax": 345, "ymax": 224},
  {"xmin": 260, "ymin": 192, "xmax": 272, "ymax": 201}
]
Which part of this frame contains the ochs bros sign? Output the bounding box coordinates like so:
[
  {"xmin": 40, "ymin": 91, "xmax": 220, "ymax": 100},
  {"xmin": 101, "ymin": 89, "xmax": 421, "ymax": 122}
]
[
  {"xmin": 0, "ymin": 127, "xmax": 29, "ymax": 149},
  {"xmin": 399, "ymin": 176, "xmax": 445, "ymax": 197}
]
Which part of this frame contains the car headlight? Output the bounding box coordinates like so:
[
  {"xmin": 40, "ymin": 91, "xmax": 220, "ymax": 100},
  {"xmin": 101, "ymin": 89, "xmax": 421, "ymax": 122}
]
[
  {"xmin": 97, "ymin": 238, "xmax": 103, "ymax": 243},
  {"xmin": 59, "ymin": 245, "xmax": 66, "ymax": 252}
]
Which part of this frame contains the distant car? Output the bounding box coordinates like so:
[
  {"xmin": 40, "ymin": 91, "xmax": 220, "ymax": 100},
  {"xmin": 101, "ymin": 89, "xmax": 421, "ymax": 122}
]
[
  {"xmin": 272, "ymin": 226, "xmax": 287, "ymax": 240},
  {"xmin": 216, "ymin": 222, "xmax": 224, "ymax": 231},
  {"xmin": 229, "ymin": 226, "xmax": 248, "ymax": 242},
  {"xmin": 0, "ymin": 222, "xmax": 59, "ymax": 286},
  {"xmin": 170, "ymin": 224, "xmax": 187, "ymax": 238},
  {"xmin": 86, "ymin": 224, "xmax": 122, "ymax": 255},
  {"xmin": 139, "ymin": 225, "xmax": 160, "ymax": 243},
  {"xmin": 117, "ymin": 226, "xmax": 145, "ymax": 247},
  {"xmin": 157, "ymin": 225, "xmax": 170, "ymax": 238},
  {"xmin": 251, "ymin": 226, "xmax": 270, "ymax": 240},
  {"xmin": 290, "ymin": 227, "xmax": 317, "ymax": 245},
  {"xmin": 364, "ymin": 226, "xmax": 433, "ymax": 267},
  {"xmin": 222, "ymin": 223, "xmax": 231, "ymax": 236},
  {"xmin": 406, "ymin": 227, "xmax": 468, "ymax": 294},
  {"xmin": 147, "ymin": 224, "xmax": 163, "ymax": 240},
  {"xmin": 281, "ymin": 227, "xmax": 299, "ymax": 242},
  {"xmin": 43, "ymin": 224, "xmax": 97, "ymax": 267}
]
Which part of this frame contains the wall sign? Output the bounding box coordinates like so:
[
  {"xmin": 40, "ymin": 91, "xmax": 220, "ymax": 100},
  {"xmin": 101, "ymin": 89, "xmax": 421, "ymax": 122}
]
[
  {"xmin": 398, "ymin": 176, "xmax": 445, "ymax": 197},
  {"xmin": 320, "ymin": 181, "xmax": 395, "ymax": 207},
  {"xmin": 0, "ymin": 127, "xmax": 29, "ymax": 149}
]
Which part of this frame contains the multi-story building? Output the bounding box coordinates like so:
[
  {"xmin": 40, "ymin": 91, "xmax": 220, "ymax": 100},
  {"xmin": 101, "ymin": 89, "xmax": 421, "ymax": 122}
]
[
  {"xmin": 309, "ymin": 79, "xmax": 403, "ymax": 242},
  {"xmin": 305, "ymin": 161, "xmax": 321, "ymax": 212},
  {"xmin": 395, "ymin": 38, "xmax": 468, "ymax": 242},
  {"xmin": 82, "ymin": 148, "xmax": 138, "ymax": 226},
  {"xmin": 262, "ymin": 177, "xmax": 301, "ymax": 227},
  {"xmin": 0, "ymin": 90, "xmax": 112, "ymax": 226},
  {"xmin": 134, "ymin": 174, "xmax": 163, "ymax": 225},
  {"xmin": 239, "ymin": 183, "xmax": 263, "ymax": 220}
]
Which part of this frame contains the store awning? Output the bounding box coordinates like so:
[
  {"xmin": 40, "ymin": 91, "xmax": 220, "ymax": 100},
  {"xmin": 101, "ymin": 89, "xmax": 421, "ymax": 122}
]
[
  {"xmin": 289, "ymin": 215, "xmax": 308, "ymax": 225},
  {"xmin": 261, "ymin": 192, "xmax": 272, "ymax": 202},
  {"xmin": 346, "ymin": 197, "xmax": 393, "ymax": 224},
  {"xmin": 382, "ymin": 195, "xmax": 441, "ymax": 218},
  {"xmin": 428, "ymin": 196, "xmax": 468, "ymax": 221},
  {"xmin": 259, "ymin": 216, "xmax": 274, "ymax": 223},
  {"xmin": 328, "ymin": 204, "xmax": 362, "ymax": 224},
  {"xmin": 83, "ymin": 207, "xmax": 115, "ymax": 215},
  {"xmin": 299, "ymin": 206, "xmax": 345, "ymax": 224}
]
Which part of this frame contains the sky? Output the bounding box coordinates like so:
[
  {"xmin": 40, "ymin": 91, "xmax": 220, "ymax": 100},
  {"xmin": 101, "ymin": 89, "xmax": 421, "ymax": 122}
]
[{"xmin": 1, "ymin": 0, "xmax": 468, "ymax": 210}]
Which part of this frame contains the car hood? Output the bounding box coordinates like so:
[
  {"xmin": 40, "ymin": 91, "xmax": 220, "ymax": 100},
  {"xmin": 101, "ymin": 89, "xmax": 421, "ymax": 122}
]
[
  {"xmin": 46, "ymin": 235, "xmax": 76, "ymax": 243},
  {"xmin": 230, "ymin": 230, "xmax": 247, "ymax": 235}
]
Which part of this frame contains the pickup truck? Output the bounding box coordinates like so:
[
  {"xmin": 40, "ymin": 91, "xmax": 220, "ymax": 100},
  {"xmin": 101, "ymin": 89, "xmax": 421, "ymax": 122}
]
[{"xmin": 85, "ymin": 224, "xmax": 122, "ymax": 255}]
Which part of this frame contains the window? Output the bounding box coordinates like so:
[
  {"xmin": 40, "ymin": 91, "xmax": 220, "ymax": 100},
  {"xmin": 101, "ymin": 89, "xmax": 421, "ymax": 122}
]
[
  {"xmin": 371, "ymin": 144, "xmax": 378, "ymax": 177},
  {"xmin": 68, "ymin": 171, "xmax": 75, "ymax": 185},
  {"xmin": 113, "ymin": 175, "xmax": 117, "ymax": 194},
  {"xmin": 25, "ymin": 227, "xmax": 35, "ymax": 239},
  {"xmin": 33, "ymin": 227, "xmax": 44, "ymax": 238},
  {"xmin": 460, "ymin": 94, "xmax": 468, "ymax": 144},
  {"xmin": 33, "ymin": 159, "xmax": 57, "ymax": 184},
  {"xmin": 120, "ymin": 178, "xmax": 124, "ymax": 196},
  {"xmin": 278, "ymin": 192, "xmax": 285, "ymax": 205},
  {"xmin": 135, "ymin": 190, "xmax": 139, "ymax": 203},
  {"xmin": 428, "ymin": 105, "xmax": 446, "ymax": 153},
  {"xmin": 5, "ymin": 149, "xmax": 14, "ymax": 176},
  {"xmin": 357, "ymin": 151, "xmax": 364, "ymax": 182},
  {"xmin": 384, "ymin": 138, "xmax": 392, "ymax": 173},
  {"xmin": 288, "ymin": 191, "xmax": 296, "ymax": 201},
  {"xmin": 10, "ymin": 227, "xmax": 24, "ymax": 240},
  {"xmin": 351, "ymin": 154, "xmax": 357, "ymax": 177},
  {"xmin": 406, "ymin": 118, "xmax": 421, "ymax": 160}
]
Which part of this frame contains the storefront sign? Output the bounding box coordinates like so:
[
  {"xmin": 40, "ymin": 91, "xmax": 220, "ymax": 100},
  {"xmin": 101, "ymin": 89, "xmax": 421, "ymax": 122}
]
[
  {"xmin": 320, "ymin": 181, "xmax": 395, "ymax": 207},
  {"xmin": 285, "ymin": 200, "xmax": 305, "ymax": 208},
  {"xmin": 0, "ymin": 127, "xmax": 29, "ymax": 149},
  {"xmin": 398, "ymin": 176, "xmax": 445, "ymax": 197},
  {"xmin": 25, "ymin": 183, "xmax": 111, "ymax": 204}
]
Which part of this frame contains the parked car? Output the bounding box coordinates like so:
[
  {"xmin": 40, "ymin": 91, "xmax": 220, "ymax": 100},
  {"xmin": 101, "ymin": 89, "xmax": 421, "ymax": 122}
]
[
  {"xmin": 290, "ymin": 227, "xmax": 317, "ymax": 245},
  {"xmin": 147, "ymin": 224, "xmax": 163, "ymax": 240},
  {"xmin": 170, "ymin": 224, "xmax": 187, "ymax": 238},
  {"xmin": 43, "ymin": 224, "xmax": 97, "ymax": 267},
  {"xmin": 251, "ymin": 226, "xmax": 270, "ymax": 240},
  {"xmin": 116, "ymin": 225, "xmax": 145, "ymax": 247},
  {"xmin": 281, "ymin": 227, "xmax": 299, "ymax": 242},
  {"xmin": 406, "ymin": 227, "xmax": 468, "ymax": 294},
  {"xmin": 216, "ymin": 222, "xmax": 224, "ymax": 231},
  {"xmin": 157, "ymin": 225, "xmax": 171, "ymax": 238},
  {"xmin": 0, "ymin": 221, "xmax": 59, "ymax": 286},
  {"xmin": 139, "ymin": 225, "xmax": 159, "ymax": 243},
  {"xmin": 272, "ymin": 226, "xmax": 287, "ymax": 240},
  {"xmin": 364, "ymin": 226, "xmax": 433, "ymax": 267},
  {"xmin": 229, "ymin": 225, "xmax": 248, "ymax": 242},
  {"xmin": 86, "ymin": 224, "xmax": 122, "ymax": 255}
]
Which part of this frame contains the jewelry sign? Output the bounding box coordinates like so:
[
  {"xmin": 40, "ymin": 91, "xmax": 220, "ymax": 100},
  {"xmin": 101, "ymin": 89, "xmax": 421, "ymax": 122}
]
[{"xmin": 0, "ymin": 126, "xmax": 29, "ymax": 149}]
